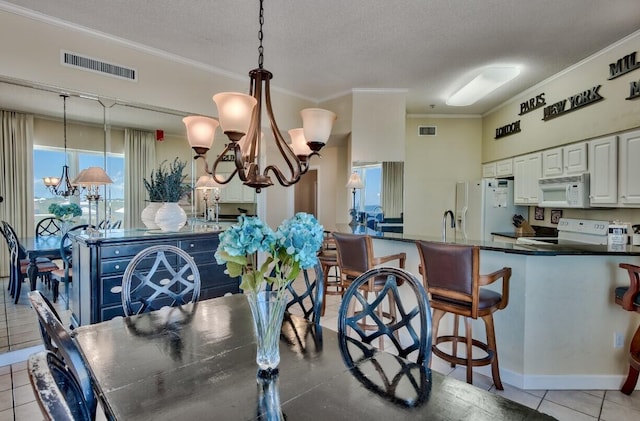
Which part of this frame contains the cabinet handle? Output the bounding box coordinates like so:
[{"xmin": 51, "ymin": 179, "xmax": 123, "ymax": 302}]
[
  {"xmin": 115, "ymin": 265, "xmax": 120, "ymax": 270},
  {"xmin": 190, "ymin": 243, "xmax": 195, "ymax": 248},
  {"xmin": 110, "ymin": 286, "xmax": 122, "ymax": 294},
  {"xmin": 115, "ymin": 250, "xmax": 120, "ymax": 255}
]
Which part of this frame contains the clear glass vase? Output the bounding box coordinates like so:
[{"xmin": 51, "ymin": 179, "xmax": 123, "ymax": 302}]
[{"xmin": 247, "ymin": 290, "xmax": 289, "ymax": 372}]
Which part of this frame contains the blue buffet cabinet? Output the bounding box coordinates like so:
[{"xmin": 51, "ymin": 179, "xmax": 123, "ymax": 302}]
[{"xmin": 69, "ymin": 228, "xmax": 239, "ymax": 326}]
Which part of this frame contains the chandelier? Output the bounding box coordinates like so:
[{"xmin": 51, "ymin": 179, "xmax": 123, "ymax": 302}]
[
  {"xmin": 183, "ymin": 0, "xmax": 336, "ymax": 193},
  {"xmin": 43, "ymin": 94, "xmax": 79, "ymax": 197}
]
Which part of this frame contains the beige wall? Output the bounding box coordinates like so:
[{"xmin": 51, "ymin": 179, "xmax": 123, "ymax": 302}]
[
  {"xmin": 34, "ymin": 117, "xmax": 124, "ymax": 153},
  {"xmin": 404, "ymin": 116, "xmax": 483, "ymax": 236},
  {"xmin": 482, "ymin": 31, "xmax": 640, "ymax": 162}
]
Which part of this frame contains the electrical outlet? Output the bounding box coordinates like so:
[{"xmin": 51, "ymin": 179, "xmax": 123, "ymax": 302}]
[{"xmin": 614, "ymin": 332, "xmax": 625, "ymax": 349}]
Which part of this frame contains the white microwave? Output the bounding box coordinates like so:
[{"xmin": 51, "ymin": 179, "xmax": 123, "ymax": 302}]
[{"xmin": 538, "ymin": 173, "xmax": 590, "ymax": 208}]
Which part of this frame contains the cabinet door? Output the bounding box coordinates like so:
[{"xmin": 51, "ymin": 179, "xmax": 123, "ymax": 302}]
[
  {"xmin": 619, "ymin": 130, "xmax": 640, "ymax": 206},
  {"xmin": 219, "ymin": 173, "xmax": 243, "ymax": 202},
  {"xmin": 513, "ymin": 156, "xmax": 528, "ymax": 204},
  {"xmin": 482, "ymin": 163, "xmax": 497, "ymax": 178},
  {"xmin": 495, "ymin": 159, "xmax": 513, "ymax": 177},
  {"xmin": 242, "ymin": 185, "xmax": 256, "ymax": 202},
  {"xmin": 564, "ymin": 142, "xmax": 588, "ymax": 174},
  {"xmin": 526, "ymin": 153, "xmax": 542, "ymax": 203},
  {"xmin": 588, "ymin": 136, "xmax": 617, "ymax": 206},
  {"xmin": 542, "ymin": 148, "xmax": 563, "ymax": 177}
]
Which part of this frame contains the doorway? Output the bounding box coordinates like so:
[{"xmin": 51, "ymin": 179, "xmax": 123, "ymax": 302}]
[{"xmin": 294, "ymin": 169, "xmax": 317, "ymax": 216}]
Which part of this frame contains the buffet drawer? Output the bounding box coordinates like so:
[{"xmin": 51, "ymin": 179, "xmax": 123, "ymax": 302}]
[{"xmin": 101, "ymin": 240, "xmax": 173, "ymax": 259}]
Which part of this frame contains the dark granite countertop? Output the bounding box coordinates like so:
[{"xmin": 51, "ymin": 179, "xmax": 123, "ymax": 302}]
[{"xmin": 335, "ymin": 224, "xmax": 640, "ymax": 257}]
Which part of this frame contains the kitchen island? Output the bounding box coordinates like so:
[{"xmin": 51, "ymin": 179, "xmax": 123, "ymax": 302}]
[
  {"xmin": 336, "ymin": 224, "xmax": 640, "ymax": 390},
  {"xmin": 70, "ymin": 226, "xmax": 238, "ymax": 327}
]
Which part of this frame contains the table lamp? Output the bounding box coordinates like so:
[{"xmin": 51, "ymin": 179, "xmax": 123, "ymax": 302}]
[
  {"xmin": 346, "ymin": 172, "xmax": 364, "ymax": 227},
  {"xmin": 195, "ymin": 175, "xmax": 223, "ymax": 230},
  {"xmin": 73, "ymin": 167, "xmax": 113, "ymax": 232}
]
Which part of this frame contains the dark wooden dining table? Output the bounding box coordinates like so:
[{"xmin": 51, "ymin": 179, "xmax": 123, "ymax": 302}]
[
  {"xmin": 73, "ymin": 294, "xmax": 556, "ymax": 420},
  {"xmin": 19, "ymin": 235, "xmax": 62, "ymax": 291}
]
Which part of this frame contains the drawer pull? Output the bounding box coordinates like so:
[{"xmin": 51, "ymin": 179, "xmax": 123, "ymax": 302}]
[
  {"xmin": 190, "ymin": 243, "xmax": 195, "ymax": 248},
  {"xmin": 115, "ymin": 265, "xmax": 120, "ymax": 270},
  {"xmin": 110, "ymin": 286, "xmax": 122, "ymax": 294},
  {"xmin": 115, "ymin": 250, "xmax": 120, "ymax": 255}
]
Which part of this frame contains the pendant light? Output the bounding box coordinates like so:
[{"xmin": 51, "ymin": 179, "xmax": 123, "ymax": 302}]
[
  {"xmin": 183, "ymin": 0, "xmax": 337, "ymax": 193},
  {"xmin": 43, "ymin": 94, "xmax": 80, "ymax": 197}
]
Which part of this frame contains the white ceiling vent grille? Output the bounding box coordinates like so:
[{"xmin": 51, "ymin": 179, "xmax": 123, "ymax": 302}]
[
  {"xmin": 418, "ymin": 126, "xmax": 437, "ymax": 136},
  {"xmin": 61, "ymin": 50, "xmax": 137, "ymax": 82}
]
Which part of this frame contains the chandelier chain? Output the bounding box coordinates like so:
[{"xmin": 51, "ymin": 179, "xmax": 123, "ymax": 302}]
[
  {"xmin": 62, "ymin": 94, "xmax": 68, "ymax": 166},
  {"xmin": 258, "ymin": 0, "xmax": 264, "ymax": 69}
]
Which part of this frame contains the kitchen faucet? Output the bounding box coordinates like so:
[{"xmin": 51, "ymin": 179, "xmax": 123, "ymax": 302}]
[{"xmin": 443, "ymin": 210, "xmax": 455, "ymax": 242}]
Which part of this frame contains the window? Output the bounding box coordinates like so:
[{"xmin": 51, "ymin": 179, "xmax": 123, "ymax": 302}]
[
  {"xmin": 34, "ymin": 147, "xmax": 124, "ymax": 226},
  {"xmin": 353, "ymin": 163, "xmax": 382, "ymax": 214}
]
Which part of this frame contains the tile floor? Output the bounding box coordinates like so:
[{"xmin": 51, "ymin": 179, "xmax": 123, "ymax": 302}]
[{"xmin": 0, "ymin": 275, "xmax": 638, "ymax": 420}]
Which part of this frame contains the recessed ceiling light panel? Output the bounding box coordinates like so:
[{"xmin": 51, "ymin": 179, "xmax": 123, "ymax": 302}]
[{"xmin": 446, "ymin": 67, "xmax": 520, "ymax": 106}]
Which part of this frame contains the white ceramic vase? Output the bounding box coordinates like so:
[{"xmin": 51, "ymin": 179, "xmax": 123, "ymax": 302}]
[
  {"xmin": 141, "ymin": 202, "xmax": 163, "ymax": 229},
  {"xmin": 155, "ymin": 202, "xmax": 187, "ymax": 232}
]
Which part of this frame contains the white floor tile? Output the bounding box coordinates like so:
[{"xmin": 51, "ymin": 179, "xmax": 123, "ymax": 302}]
[
  {"xmin": 537, "ymin": 399, "xmax": 598, "ymax": 421},
  {"xmin": 489, "ymin": 383, "xmax": 543, "ymax": 410},
  {"xmin": 543, "ymin": 390, "xmax": 603, "ymax": 418}
]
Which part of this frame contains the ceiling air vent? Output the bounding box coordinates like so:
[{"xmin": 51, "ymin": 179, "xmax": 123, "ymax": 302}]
[
  {"xmin": 418, "ymin": 126, "xmax": 437, "ymax": 136},
  {"xmin": 61, "ymin": 50, "xmax": 137, "ymax": 82}
]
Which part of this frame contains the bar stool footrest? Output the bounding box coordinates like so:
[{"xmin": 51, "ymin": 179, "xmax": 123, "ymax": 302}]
[{"xmin": 433, "ymin": 335, "xmax": 495, "ymax": 367}]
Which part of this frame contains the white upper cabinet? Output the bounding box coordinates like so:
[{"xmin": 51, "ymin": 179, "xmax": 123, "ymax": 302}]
[
  {"xmin": 495, "ymin": 158, "xmax": 514, "ymax": 178},
  {"xmin": 514, "ymin": 152, "xmax": 542, "ymax": 205},
  {"xmin": 482, "ymin": 162, "xmax": 497, "ymax": 178},
  {"xmin": 218, "ymin": 173, "xmax": 256, "ymax": 203},
  {"xmin": 542, "ymin": 143, "xmax": 587, "ymax": 178},
  {"xmin": 564, "ymin": 143, "xmax": 588, "ymax": 175},
  {"xmin": 588, "ymin": 136, "xmax": 618, "ymax": 206},
  {"xmin": 618, "ymin": 129, "xmax": 640, "ymax": 206}
]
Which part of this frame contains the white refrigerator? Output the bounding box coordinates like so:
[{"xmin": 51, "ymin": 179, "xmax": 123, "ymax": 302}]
[{"xmin": 455, "ymin": 179, "xmax": 526, "ymax": 241}]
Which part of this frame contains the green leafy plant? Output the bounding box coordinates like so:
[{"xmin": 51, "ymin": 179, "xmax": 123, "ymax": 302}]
[
  {"xmin": 143, "ymin": 158, "xmax": 191, "ymax": 202},
  {"xmin": 48, "ymin": 203, "xmax": 82, "ymax": 221}
]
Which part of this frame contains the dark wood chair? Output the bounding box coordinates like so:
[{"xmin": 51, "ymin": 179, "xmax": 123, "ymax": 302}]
[
  {"xmin": 2, "ymin": 221, "xmax": 58, "ymax": 304},
  {"xmin": 317, "ymin": 232, "xmax": 341, "ymax": 316},
  {"xmin": 28, "ymin": 351, "xmax": 92, "ymax": 421},
  {"xmin": 416, "ymin": 240, "xmax": 511, "ymax": 390},
  {"xmin": 35, "ymin": 217, "xmax": 62, "ymax": 236},
  {"xmin": 338, "ymin": 267, "xmax": 432, "ymax": 365},
  {"xmin": 28, "ymin": 291, "xmax": 97, "ymax": 418},
  {"xmin": 121, "ymin": 244, "xmax": 201, "ymax": 316},
  {"xmin": 614, "ymin": 263, "xmax": 640, "ymax": 395},
  {"xmin": 333, "ymin": 232, "xmax": 406, "ymax": 350}
]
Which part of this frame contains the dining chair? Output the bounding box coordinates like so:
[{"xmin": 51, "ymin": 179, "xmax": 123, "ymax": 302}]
[
  {"xmin": 50, "ymin": 225, "xmax": 89, "ymax": 307},
  {"xmin": 276, "ymin": 263, "xmax": 324, "ymax": 323},
  {"xmin": 333, "ymin": 232, "xmax": 406, "ymax": 349},
  {"xmin": 2, "ymin": 221, "xmax": 58, "ymax": 304},
  {"xmin": 28, "ymin": 351, "xmax": 92, "ymax": 421},
  {"xmin": 28, "ymin": 291, "xmax": 97, "ymax": 419},
  {"xmin": 121, "ymin": 244, "xmax": 201, "ymax": 316},
  {"xmin": 317, "ymin": 232, "xmax": 341, "ymax": 316},
  {"xmin": 36, "ymin": 217, "xmax": 62, "ymax": 236},
  {"xmin": 338, "ymin": 267, "xmax": 432, "ymax": 365},
  {"xmin": 416, "ymin": 240, "xmax": 511, "ymax": 390},
  {"xmin": 614, "ymin": 263, "xmax": 640, "ymax": 395}
]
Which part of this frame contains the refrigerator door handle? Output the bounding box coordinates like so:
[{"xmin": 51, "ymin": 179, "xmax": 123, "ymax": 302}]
[{"xmin": 459, "ymin": 207, "xmax": 468, "ymax": 240}]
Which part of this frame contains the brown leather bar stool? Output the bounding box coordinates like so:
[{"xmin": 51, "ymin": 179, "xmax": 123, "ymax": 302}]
[
  {"xmin": 317, "ymin": 232, "xmax": 341, "ymax": 316},
  {"xmin": 416, "ymin": 240, "xmax": 511, "ymax": 390},
  {"xmin": 614, "ymin": 263, "xmax": 640, "ymax": 395}
]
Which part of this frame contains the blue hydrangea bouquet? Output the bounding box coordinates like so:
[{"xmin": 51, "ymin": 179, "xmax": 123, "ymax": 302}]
[{"xmin": 215, "ymin": 212, "xmax": 324, "ymax": 294}]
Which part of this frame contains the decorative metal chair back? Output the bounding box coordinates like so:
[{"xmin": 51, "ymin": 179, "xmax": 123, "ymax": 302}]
[
  {"xmin": 121, "ymin": 245, "xmax": 201, "ymax": 316},
  {"xmin": 36, "ymin": 217, "xmax": 62, "ymax": 236},
  {"xmin": 338, "ymin": 267, "xmax": 432, "ymax": 365},
  {"xmin": 59, "ymin": 225, "xmax": 89, "ymax": 271},
  {"xmin": 28, "ymin": 291, "xmax": 97, "ymax": 418},
  {"xmin": 271, "ymin": 263, "xmax": 324, "ymax": 323},
  {"xmin": 28, "ymin": 351, "xmax": 92, "ymax": 421}
]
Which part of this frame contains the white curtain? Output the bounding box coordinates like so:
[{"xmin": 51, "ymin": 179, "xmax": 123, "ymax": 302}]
[
  {"xmin": 382, "ymin": 161, "xmax": 404, "ymax": 219},
  {"xmin": 0, "ymin": 111, "xmax": 34, "ymax": 277},
  {"xmin": 124, "ymin": 129, "xmax": 156, "ymax": 229}
]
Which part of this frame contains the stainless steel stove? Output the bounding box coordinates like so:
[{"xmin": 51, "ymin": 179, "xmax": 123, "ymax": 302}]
[{"xmin": 516, "ymin": 218, "xmax": 609, "ymax": 245}]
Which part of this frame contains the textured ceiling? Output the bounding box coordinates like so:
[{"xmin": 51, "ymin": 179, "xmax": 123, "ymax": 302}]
[{"xmin": 1, "ymin": 0, "xmax": 640, "ymax": 124}]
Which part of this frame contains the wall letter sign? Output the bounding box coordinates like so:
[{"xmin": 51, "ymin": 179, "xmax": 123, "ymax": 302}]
[
  {"xmin": 495, "ymin": 120, "xmax": 521, "ymax": 139},
  {"xmin": 609, "ymin": 51, "xmax": 640, "ymax": 80},
  {"xmin": 519, "ymin": 93, "xmax": 546, "ymax": 115},
  {"xmin": 542, "ymin": 85, "xmax": 603, "ymax": 121}
]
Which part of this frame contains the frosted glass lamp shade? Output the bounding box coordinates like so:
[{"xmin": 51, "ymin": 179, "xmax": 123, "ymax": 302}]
[
  {"xmin": 301, "ymin": 108, "xmax": 336, "ymax": 151},
  {"xmin": 288, "ymin": 128, "xmax": 311, "ymax": 156},
  {"xmin": 346, "ymin": 172, "xmax": 364, "ymax": 189},
  {"xmin": 213, "ymin": 93, "xmax": 257, "ymax": 140},
  {"xmin": 73, "ymin": 167, "xmax": 113, "ymax": 185},
  {"xmin": 195, "ymin": 175, "xmax": 222, "ymax": 189},
  {"xmin": 43, "ymin": 177, "xmax": 60, "ymax": 187},
  {"xmin": 183, "ymin": 116, "xmax": 219, "ymax": 155}
]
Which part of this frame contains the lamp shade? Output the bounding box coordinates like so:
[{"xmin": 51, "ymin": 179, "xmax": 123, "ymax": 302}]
[
  {"xmin": 346, "ymin": 172, "xmax": 364, "ymax": 189},
  {"xmin": 301, "ymin": 108, "xmax": 336, "ymax": 146},
  {"xmin": 212, "ymin": 92, "xmax": 257, "ymax": 136},
  {"xmin": 73, "ymin": 167, "xmax": 113, "ymax": 185},
  {"xmin": 288, "ymin": 128, "xmax": 312, "ymax": 156},
  {"xmin": 183, "ymin": 116, "xmax": 219, "ymax": 153},
  {"xmin": 195, "ymin": 175, "xmax": 222, "ymax": 189}
]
